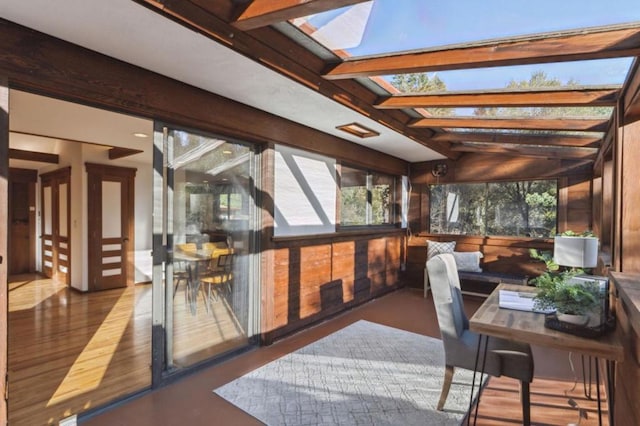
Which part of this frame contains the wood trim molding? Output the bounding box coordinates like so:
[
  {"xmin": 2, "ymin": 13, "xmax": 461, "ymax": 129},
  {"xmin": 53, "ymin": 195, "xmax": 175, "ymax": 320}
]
[
  {"xmin": 432, "ymin": 131, "xmax": 601, "ymax": 148},
  {"xmin": 8, "ymin": 167, "xmax": 37, "ymax": 183},
  {"xmin": 231, "ymin": 0, "xmax": 369, "ymax": 31},
  {"xmin": 623, "ymin": 60, "xmax": 640, "ymax": 125},
  {"xmin": 376, "ymin": 87, "xmax": 620, "ymax": 109},
  {"xmin": 324, "ymin": 24, "xmax": 640, "ymax": 79},
  {"xmin": 9, "ymin": 148, "xmax": 59, "ymax": 164},
  {"xmin": 108, "ymin": 147, "xmax": 144, "ymax": 160},
  {"xmin": 450, "ymin": 143, "xmax": 597, "ymax": 160},
  {"xmin": 410, "ymin": 117, "xmax": 609, "ymax": 132}
]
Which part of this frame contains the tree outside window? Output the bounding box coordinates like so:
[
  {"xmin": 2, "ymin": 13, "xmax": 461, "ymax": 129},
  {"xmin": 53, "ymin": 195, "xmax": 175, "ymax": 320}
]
[
  {"xmin": 429, "ymin": 180, "xmax": 557, "ymax": 237},
  {"xmin": 341, "ymin": 166, "xmax": 394, "ymax": 226}
]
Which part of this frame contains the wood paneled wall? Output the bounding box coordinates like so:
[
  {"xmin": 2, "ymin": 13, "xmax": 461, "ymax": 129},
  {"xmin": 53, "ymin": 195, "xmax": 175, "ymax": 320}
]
[
  {"xmin": 610, "ymin": 273, "xmax": 640, "ymax": 425},
  {"xmin": 263, "ymin": 231, "xmax": 403, "ymax": 343},
  {"xmin": 405, "ymin": 234, "xmax": 551, "ymax": 288},
  {"xmin": 407, "ymin": 154, "xmax": 593, "ymax": 287},
  {"xmin": 620, "ymin": 120, "xmax": 640, "ymax": 272}
]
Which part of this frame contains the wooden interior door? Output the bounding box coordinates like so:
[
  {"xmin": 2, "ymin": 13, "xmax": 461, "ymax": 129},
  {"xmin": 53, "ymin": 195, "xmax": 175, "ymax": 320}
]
[
  {"xmin": 86, "ymin": 163, "xmax": 136, "ymax": 291},
  {"xmin": 8, "ymin": 168, "xmax": 37, "ymax": 275},
  {"xmin": 40, "ymin": 167, "xmax": 71, "ymax": 284}
]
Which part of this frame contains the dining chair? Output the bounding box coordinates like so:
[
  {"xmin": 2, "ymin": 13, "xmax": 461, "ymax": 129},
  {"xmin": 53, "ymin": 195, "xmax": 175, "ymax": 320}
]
[
  {"xmin": 173, "ymin": 243, "xmax": 198, "ymax": 298},
  {"xmin": 200, "ymin": 253, "xmax": 234, "ymax": 312},
  {"xmin": 427, "ymin": 253, "xmax": 534, "ymax": 425}
]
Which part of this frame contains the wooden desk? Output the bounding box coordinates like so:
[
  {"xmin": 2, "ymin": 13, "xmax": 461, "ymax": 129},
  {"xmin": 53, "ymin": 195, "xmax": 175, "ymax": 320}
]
[{"xmin": 469, "ymin": 283, "xmax": 623, "ymax": 426}]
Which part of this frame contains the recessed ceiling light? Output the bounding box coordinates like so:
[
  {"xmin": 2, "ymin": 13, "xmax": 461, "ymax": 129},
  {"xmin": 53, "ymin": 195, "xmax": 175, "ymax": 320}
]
[
  {"xmin": 336, "ymin": 122, "xmax": 380, "ymax": 139},
  {"xmin": 222, "ymin": 149, "xmax": 233, "ymax": 154},
  {"xmin": 133, "ymin": 132, "xmax": 148, "ymax": 138}
]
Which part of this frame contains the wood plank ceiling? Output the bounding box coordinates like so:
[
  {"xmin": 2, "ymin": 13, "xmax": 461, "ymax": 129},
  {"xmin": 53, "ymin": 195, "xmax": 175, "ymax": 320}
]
[{"xmin": 135, "ymin": 0, "xmax": 640, "ymax": 162}]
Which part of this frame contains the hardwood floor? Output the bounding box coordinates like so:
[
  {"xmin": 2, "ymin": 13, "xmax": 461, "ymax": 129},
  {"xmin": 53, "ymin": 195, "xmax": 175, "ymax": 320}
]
[
  {"xmin": 83, "ymin": 287, "xmax": 610, "ymax": 426},
  {"xmin": 7, "ymin": 273, "xmax": 248, "ymax": 426},
  {"xmin": 8, "ymin": 274, "xmax": 152, "ymax": 426}
]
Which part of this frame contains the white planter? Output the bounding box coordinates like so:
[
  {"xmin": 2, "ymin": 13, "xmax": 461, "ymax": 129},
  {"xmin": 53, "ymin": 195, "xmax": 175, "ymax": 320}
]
[{"xmin": 557, "ymin": 313, "xmax": 589, "ymax": 326}]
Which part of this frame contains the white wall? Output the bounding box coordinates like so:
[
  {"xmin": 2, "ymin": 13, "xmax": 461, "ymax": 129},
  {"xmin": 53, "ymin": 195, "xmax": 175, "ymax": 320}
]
[{"xmin": 26, "ymin": 139, "xmax": 153, "ymax": 290}]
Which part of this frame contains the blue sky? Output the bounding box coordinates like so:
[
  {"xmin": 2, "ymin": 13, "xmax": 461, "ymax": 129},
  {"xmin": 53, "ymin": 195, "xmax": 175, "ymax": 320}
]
[{"xmin": 306, "ymin": 0, "xmax": 640, "ymax": 91}]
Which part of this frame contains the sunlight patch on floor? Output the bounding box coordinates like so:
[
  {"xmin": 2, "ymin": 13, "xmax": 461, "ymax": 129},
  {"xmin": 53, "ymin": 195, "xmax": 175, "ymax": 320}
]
[
  {"xmin": 8, "ymin": 276, "xmax": 67, "ymax": 312},
  {"xmin": 47, "ymin": 287, "xmax": 135, "ymax": 406}
]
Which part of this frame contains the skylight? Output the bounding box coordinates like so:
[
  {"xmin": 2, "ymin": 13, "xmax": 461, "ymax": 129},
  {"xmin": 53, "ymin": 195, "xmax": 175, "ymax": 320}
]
[
  {"xmin": 379, "ymin": 58, "xmax": 634, "ymax": 94},
  {"xmin": 292, "ymin": 0, "xmax": 640, "ymax": 58}
]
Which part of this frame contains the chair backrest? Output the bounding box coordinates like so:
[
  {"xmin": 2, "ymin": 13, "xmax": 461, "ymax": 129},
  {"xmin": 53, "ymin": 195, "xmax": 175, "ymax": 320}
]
[
  {"xmin": 202, "ymin": 242, "xmax": 227, "ymax": 251},
  {"xmin": 427, "ymin": 253, "xmax": 469, "ymax": 340},
  {"xmin": 216, "ymin": 253, "xmax": 233, "ymax": 270},
  {"xmin": 176, "ymin": 243, "xmax": 197, "ymax": 253}
]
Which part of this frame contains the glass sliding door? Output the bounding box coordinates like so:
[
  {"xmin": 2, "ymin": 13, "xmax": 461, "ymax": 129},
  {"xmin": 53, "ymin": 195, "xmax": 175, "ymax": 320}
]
[{"xmin": 153, "ymin": 124, "xmax": 259, "ymax": 373}]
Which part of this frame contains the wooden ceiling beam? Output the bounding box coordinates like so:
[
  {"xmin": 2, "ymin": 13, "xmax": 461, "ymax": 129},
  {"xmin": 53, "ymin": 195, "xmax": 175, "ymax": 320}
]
[
  {"xmin": 231, "ymin": 0, "xmax": 369, "ymax": 31},
  {"xmin": 623, "ymin": 60, "xmax": 640, "ymax": 125},
  {"xmin": 450, "ymin": 142, "xmax": 597, "ymax": 160},
  {"xmin": 410, "ymin": 117, "xmax": 609, "ymax": 132},
  {"xmin": 108, "ymin": 147, "xmax": 144, "ymax": 160},
  {"xmin": 376, "ymin": 87, "xmax": 619, "ymax": 109},
  {"xmin": 9, "ymin": 148, "xmax": 59, "ymax": 164},
  {"xmin": 432, "ymin": 131, "xmax": 601, "ymax": 148},
  {"xmin": 324, "ymin": 24, "xmax": 640, "ymax": 79}
]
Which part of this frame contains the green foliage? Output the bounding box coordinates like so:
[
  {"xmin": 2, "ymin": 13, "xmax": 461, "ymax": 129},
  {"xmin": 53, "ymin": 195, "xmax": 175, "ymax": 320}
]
[
  {"xmin": 560, "ymin": 229, "xmax": 595, "ymax": 237},
  {"xmin": 528, "ymin": 248, "xmax": 559, "ymax": 272},
  {"xmin": 429, "ymin": 180, "xmax": 557, "ymax": 237},
  {"xmin": 391, "ymin": 72, "xmax": 446, "ymax": 92},
  {"xmin": 529, "ymin": 231, "xmax": 601, "ymax": 315},
  {"xmin": 474, "ymin": 71, "xmax": 612, "ymax": 120},
  {"xmin": 341, "ymin": 186, "xmax": 367, "ymax": 225},
  {"xmin": 533, "ymin": 274, "xmax": 600, "ymax": 315},
  {"xmin": 391, "ymin": 72, "xmax": 448, "ymax": 116}
]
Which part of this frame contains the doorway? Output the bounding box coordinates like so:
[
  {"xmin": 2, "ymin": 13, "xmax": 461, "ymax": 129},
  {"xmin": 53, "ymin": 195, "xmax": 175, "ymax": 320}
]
[
  {"xmin": 86, "ymin": 163, "xmax": 136, "ymax": 291},
  {"xmin": 153, "ymin": 125, "xmax": 260, "ymax": 373},
  {"xmin": 40, "ymin": 167, "xmax": 71, "ymax": 284},
  {"xmin": 8, "ymin": 168, "xmax": 36, "ymax": 275},
  {"xmin": 5, "ymin": 90, "xmax": 154, "ymax": 425}
]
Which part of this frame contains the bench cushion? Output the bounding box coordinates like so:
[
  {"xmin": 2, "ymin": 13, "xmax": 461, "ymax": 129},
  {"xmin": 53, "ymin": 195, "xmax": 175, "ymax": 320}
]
[
  {"xmin": 458, "ymin": 271, "xmax": 528, "ymax": 285},
  {"xmin": 452, "ymin": 251, "xmax": 483, "ymax": 272}
]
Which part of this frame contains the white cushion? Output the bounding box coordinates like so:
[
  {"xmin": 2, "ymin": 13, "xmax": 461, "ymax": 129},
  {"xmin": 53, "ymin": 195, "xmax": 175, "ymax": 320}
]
[
  {"xmin": 426, "ymin": 240, "xmax": 456, "ymax": 260},
  {"xmin": 452, "ymin": 251, "xmax": 483, "ymax": 273}
]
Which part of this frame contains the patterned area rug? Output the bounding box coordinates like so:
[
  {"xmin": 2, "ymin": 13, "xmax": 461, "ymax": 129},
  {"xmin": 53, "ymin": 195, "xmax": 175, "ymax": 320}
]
[{"xmin": 214, "ymin": 320, "xmax": 482, "ymax": 425}]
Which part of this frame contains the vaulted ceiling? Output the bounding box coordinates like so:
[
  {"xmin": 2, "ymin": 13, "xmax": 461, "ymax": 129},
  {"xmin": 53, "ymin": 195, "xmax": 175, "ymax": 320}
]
[
  {"xmin": 3, "ymin": 0, "xmax": 640, "ymax": 166},
  {"xmin": 131, "ymin": 0, "xmax": 640, "ymax": 164}
]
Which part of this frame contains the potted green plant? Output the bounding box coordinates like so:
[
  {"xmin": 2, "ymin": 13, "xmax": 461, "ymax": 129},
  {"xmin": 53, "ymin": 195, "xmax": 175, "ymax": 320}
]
[
  {"xmin": 532, "ymin": 272, "xmax": 601, "ymax": 325},
  {"xmin": 529, "ymin": 230, "xmax": 601, "ymax": 326}
]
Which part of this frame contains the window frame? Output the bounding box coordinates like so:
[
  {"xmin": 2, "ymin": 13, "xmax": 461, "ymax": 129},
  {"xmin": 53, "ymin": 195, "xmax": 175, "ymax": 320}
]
[
  {"xmin": 427, "ymin": 178, "xmax": 559, "ymax": 238},
  {"xmin": 338, "ymin": 163, "xmax": 398, "ymax": 229}
]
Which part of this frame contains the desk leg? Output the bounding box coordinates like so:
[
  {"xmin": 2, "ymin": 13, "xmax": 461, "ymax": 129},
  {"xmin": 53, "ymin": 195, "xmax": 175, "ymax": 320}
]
[
  {"xmin": 607, "ymin": 360, "xmax": 615, "ymax": 426},
  {"xmin": 589, "ymin": 357, "xmax": 615, "ymax": 426},
  {"xmin": 595, "ymin": 358, "xmax": 602, "ymax": 426},
  {"xmin": 469, "ymin": 334, "xmax": 489, "ymax": 426}
]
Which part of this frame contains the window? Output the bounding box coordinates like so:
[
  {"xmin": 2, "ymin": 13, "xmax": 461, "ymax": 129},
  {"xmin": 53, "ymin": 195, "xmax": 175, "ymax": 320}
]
[
  {"xmin": 274, "ymin": 145, "xmax": 337, "ymax": 236},
  {"xmin": 341, "ymin": 166, "xmax": 394, "ymax": 226},
  {"xmin": 429, "ymin": 180, "xmax": 557, "ymax": 237}
]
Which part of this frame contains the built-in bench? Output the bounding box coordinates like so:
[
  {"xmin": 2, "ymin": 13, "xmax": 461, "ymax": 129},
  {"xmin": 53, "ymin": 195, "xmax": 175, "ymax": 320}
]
[{"xmin": 424, "ymin": 268, "xmax": 528, "ymax": 298}]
